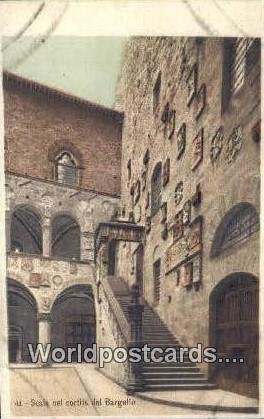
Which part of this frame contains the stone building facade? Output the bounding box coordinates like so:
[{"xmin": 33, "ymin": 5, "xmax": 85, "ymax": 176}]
[
  {"xmin": 112, "ymin": 37, "xmax": 260, "ymax": 396},
  {"xmin": 4, "ymin": 36, "xmax": 261, "ymax": 398},
  {"xmin": 4, "ymin": 71, "xmax": 122, "ymax": 363}
]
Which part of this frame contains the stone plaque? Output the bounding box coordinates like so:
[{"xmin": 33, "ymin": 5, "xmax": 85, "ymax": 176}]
[
  {"xmin": 175, "ymin": 181, "xmax": 183, "ymax": 206},
  {"xmin": 183, "ymin": 200, "xmax": 191, "ymax": 225},
  {"xmin": 141, "ymin": 170, "xmax": 147, "ymax": 191},
  {"xmin": 210, "ymin": 127, "xmax": 224, "ymax": 163},
  {"xmin": 181, "ymin": 262, "xmax": 193, "ymax": 287},
  {"xmin": 166, "ymin": 109, "xmax": 176, "ymax": 140},
  {"xmin": 196, "ymin": 83, "xmax": 206, "ymax": 120},
  {"xmin": 134, "ymin": 204, "xmax": 142, "ymax": 223},
  {"xmin": 143, "ymin": 148, "xmax": 150, "ymax": 165},
  {"xmin": 186, "ymin": 217, "xmax": 202, "ymax": 256},
  {"xmin": 192, "ymin": 128, "xmax": 203, "ymax": 171},
  {"xmin": 186, "ymin": 63, "xmax": 198, "ymax": 106},
  {"xmin": 177, "ymin": 123, "xmax": 186, "ymax": 159},
  {"xmin": 226, "ymin": 125, "xmax": 243, "ymax": 163},
  {"xmin": 192, "ymin": 254, "xmax": 201, "ymax": 283},
  {"xmin": 145, "ymin": 191, "xmax": 150, "ymax": 209},
  {"xmin": 145, "ymin": 216, "xmax": 151, "ymax": 234},
  {"xmin": 161, "ymin": 223, "xmax": 168, "ymax": 240},
  {"xmin": 163, "ymin": 158, "xmax": 170, "ymax": 187},
  {"xmin": 41, "ymin": 273, "xmax": 51, "ymax": 287},
  {"xmin": 161, "ymin": 202, "xmax": 167, "ymax": 224},
  {"xmin": 21, "ymin": 258, "xmax": 34, "ymax": 272},
  {"xmin": 173, "ymin": 211, "xmax": 183, "ymax": 242},
  {"xmin": 134, "ymin": 180, "xmax": 141, "ymax": 204},
  {"xmin": 29, "ymin": 272, "xmax": 42, "ymax": 288},
  {"xmin": 165, "ymin": 238, "xmax": 188, "ymax": 274},
  {"xmin": 52, "ymin": 275, "xmax": 63, "ymax": 288}
]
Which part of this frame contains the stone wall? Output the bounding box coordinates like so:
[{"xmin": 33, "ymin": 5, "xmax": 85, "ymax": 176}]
[
  {"xmin": 4, "ymin": 72, "xmax": 123, "ymax": 197},
  {"xmin": 115, "ymin": 37, "xmax": 260, "ymax": 370}
]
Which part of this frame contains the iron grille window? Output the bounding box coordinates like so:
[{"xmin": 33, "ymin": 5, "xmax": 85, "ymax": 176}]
[
  {"xmin": 221, "ymin": 206, "xmax": 258, "ymax": 251},
  {"xmin": 56, "ymin": 152, "xmax": 78, "ymax": 185},
  {"xmin": 151, "ymin": 162, "xmax": 162, "ymax": 216},
  {"xmin": 222, "ymin": 37, "xmax": 260, "ymax": 112},
  {"xmin": 231, "ymin": 38, "xmax": 255, "ymax": 95}
]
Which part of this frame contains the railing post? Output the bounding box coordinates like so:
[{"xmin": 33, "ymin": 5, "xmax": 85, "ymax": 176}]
[{"xmin": 127, "ymin": 284, "xmax": 144, "ymax": 393}]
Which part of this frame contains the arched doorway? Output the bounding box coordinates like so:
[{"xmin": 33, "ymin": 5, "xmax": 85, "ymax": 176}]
[
  {"xmin": 11, "ymin": 206, "xmax": 43, "ymax": 255},
  {"xmin": 209, "ymin": 273, "xmax": 258, "ymax": 397},
  {"xmin": 51, "ymin": 214, "xmax": 80, "ymax": 260},
  {"xmin": 7, "ymin": 279, "xmax": 38, "ymax": 363},
  {"xmin": 51, "ymin": 285, "xmax": 96, "ymax": 361}
]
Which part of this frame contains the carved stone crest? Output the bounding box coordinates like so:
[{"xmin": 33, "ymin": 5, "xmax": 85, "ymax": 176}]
[
  {"xmin": 186, "ymin": 63, "xmax": 198, "ymax": 106},
  {"xmin": 192, "ymin": 128, "xmax": 203, "ymax": 171},
  {"xmin": 183, "ymin": 200, "xmax": 191, "ymax": 225},
  {"xmin": 134, "ymin": 204, "xmax": 141, "ymax": 223},
  {"xmin": 40, "ymin": 296, "xmax": 51, "ymax": 312},
  {"xmin": 173, "ymin": 211, "xmax": 183, "ymax": 242},
  {"xmin": 161, "ymin": 202, "xmax": 167, "ymax": 224},
  {"xmin": 177, "ymin": 123, "xmax": 186, "ymax": 159},
  {"xmin": 141, "ymin": 170, "xmax": 147, "ymax": 191},
  {"xmin": 134, "ymin": 180, "xmax": 141, "ymax": 204},
  {"xmin": 145, "ymin": 216, "xmax": 151, "ymax": 234},
  {"xmin": 163, "ymin": 158, "xmax": 170, "ymax": 187},
  {"xmin": 210, "ymin": 127, "xmax": 224, "ymax": 163},
  {"xmin": 29, "ymin": 273, "xmax": 42, "ymax": 288},
  {"xmin": 226, "ymin": 125, "xmax": 243, "ymax": 163},
  {"xmin": 21, "ymin": 258, "xmax": 34, "ymax": 272},
  {"xmin": 196, "ymin": 83, "xmax": 206, "ymax": 120},
  {"xmin": 174, "ymin": 181, "xmax": 183, "ymax": 206},
  {"xmin": 52, "ymin": 275, "xmax": 63, "ymax": 288}
]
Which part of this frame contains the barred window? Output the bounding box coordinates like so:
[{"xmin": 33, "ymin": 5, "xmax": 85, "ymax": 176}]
[
  {"xmin": 151, "ymin": 162, "xmax": 162, "ymax": 216},
  {"xmin": 231, "ymin": 38, "xmax": 255, "ymax": 95},
  {"xmin": 222, "ymin": 38, "xmax": 260, "ymax": 112},
  {"xmin": 56, "ymin": 152, "xmax": 78, "ymax": 185},
  {"xmin": 221, "ymin": 206, "xmax": 258, "ymax": 250},
  {"xmin": 211, "ymin": 203, "xmax": 259, "ymax": 257}
]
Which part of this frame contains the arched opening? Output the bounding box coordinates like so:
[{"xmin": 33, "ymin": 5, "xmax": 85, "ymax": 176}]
[
  {"xmin": 11, "ymin": 206, "xmax": 42, "ymax": 255},
  {"xmin": 51, "ymin": 285, "xmax": 96, "ymax": 361},
  {"xmin": 151, "ymin": 162, "xmax": 162, "ymax": 216},
  {"xmin": 55, "ymin": 151, "xmax": 78, "ymax": 185},
  {"xmin": 7, "ymin": 279, "xmax": 38, "ymax": 363},
  {"xmin": 51, "ymin": 214, "xmax": 80, "ymax": 260},
  {"xmin": 211, "ymin": 202, "xmax": 259, "ymax": 257},
  {"xmin": 209, "ymin": 273, "xmax": 258, "ymax": 397}
]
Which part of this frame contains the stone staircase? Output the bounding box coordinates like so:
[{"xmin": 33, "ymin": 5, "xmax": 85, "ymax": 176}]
[{"xmin": 108, "ymin": 276, "xmax": 215, "ymax": 391}]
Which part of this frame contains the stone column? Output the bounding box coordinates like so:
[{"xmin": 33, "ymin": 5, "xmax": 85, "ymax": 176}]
[
  {"xmin": 38, "ymin": 313, "xmax": 52, "ymax": 365},
  {"xmin": 42, "ymin": 218, "xmax": 51, "ymax": 257}
]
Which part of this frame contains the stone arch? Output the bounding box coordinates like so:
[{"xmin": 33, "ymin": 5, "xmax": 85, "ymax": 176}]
[
  {"xmin": 51, "ymin": 284, "xmax": 96, "ymax": 360},
  {"xmin": 7, "ymin": 278, "xmax": 38, "ymax": 363},
  {"xmin": 210, "ymin": 202, "xmax": 259, "ymax": 257},
  {"xmin": 11, "ymin": 205, "xmax": 43, "ymax": 255},
  {"xmin": 209, "ymin": 272, "xmax": 258, "ymax": 397},
  {"xmin": 51, "ymin": 213, "xmax": 81, "ymax": 260}
]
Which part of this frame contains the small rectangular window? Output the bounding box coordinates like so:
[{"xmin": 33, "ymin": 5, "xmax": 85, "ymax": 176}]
[{"xmin": 153, "ymin": 258, "xmax": 161, "ymax": 304}]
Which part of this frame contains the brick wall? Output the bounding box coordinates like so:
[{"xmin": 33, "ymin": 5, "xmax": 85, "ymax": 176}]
[{"xmin": 4, "ymin": 74, "xmax": 123, "ymax": 197}]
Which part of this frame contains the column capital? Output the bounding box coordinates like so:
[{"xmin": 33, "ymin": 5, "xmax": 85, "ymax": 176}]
[{"xmin": 38, "ymin": 312, "xmax": 52, "ymax": 322}]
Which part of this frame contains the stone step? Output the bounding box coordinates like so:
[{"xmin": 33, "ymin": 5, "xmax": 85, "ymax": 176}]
[
  {"xmin": 141, "ymin": 383, "xmax": 216, "ymax": 391},
  {"xmin": 142, "ymin": 371, "xmax": 204, "ymax": 379},
  {"xmin": 142, "ymin": 365, "xmax": 200, "ymax": 372}
]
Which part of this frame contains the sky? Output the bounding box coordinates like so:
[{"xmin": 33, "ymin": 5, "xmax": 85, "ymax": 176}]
[{"xmin": 3, "ymin": 36, "xmax": 126, "ymax": 108}]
